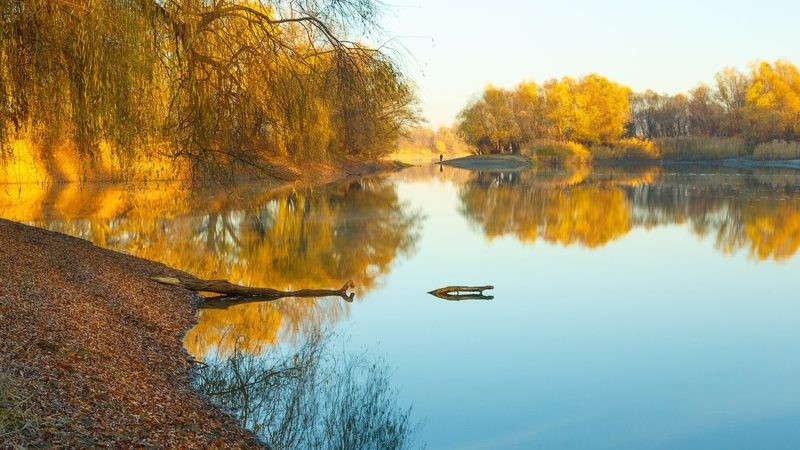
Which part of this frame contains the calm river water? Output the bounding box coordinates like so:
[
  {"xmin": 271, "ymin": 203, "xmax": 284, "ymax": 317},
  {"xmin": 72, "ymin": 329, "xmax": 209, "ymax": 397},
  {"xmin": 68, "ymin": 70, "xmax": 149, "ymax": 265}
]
[{"xmin": 4, "ymin": 164, "xmax": 800, "ymax": 449}]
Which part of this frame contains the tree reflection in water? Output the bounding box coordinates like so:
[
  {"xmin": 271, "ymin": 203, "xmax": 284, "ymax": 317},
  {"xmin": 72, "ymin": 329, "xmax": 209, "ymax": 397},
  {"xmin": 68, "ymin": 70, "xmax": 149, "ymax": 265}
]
[
  {"xmin": 184, "ymin": 178, "xmax": 422, "ymax": 359},
  {"xmin": 194, "ymin": 331, "xmax": 419, "ymax": 450},
  {"xmin": 458, "ymin": 165, "xmax": 800, "ymax": 260},
  {"xmin": 0, "ymin": 177, "xmax": 421, "ymax": 359},
  {"xmin": 458, "ymin": 167, "xmax": 635, "ymax": 247}
]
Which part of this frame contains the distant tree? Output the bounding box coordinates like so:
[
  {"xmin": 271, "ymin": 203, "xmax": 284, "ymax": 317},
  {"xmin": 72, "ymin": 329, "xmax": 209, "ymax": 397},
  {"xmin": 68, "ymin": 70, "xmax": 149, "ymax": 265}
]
[
  {"xmin": 687, "ymin": 84, "xmax": 724, "ymax": 136},
  {"xmin": 662, "ymin": 94, "xmax": 691, "ymax": 137},
  {"xmin": 456, "ymin": 98, "xmax": 493, "ymax": 154},
  {"xmin": 510, "ymin": 81, "xmax": 546, "ymax": 144},
  {"xmin": 715, "ymin": 67, "xmax": 750, "ymax": 136},
  {"xmin": 457, "ymin": 75, "xmax": 631, "ymax": 150},
  {"xmin": 630, "ymin": 90, "xmax": 689, "ymax": 138},
  {"xmin": 570, "ymin": 74, "xmax": 631, "ymax": 145},
  {"xmin": 744, "ymin": 60, "xmax": 800, "ymax": 143},
  {"xmin": 542, "ymin": 77, "xmax": 577, "ymax": 141},
  {"xmin": 456, "ymin": 86, "xmax": 519, "ymax": 153},
  {"xmin": 539, "ymin": 75, "xmax": 631, "ymax": 144}
]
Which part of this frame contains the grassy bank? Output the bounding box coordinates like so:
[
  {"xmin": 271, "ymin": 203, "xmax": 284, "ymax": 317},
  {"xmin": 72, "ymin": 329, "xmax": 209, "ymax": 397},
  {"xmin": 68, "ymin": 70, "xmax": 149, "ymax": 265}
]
[
  {"xmin": 515, "ymin": 136, "xmax": 800, "ymax": 164},
  {"xmin": 522, "ymin": 141, "xmax": 591, "ymax": 165},
  {"xmin": 753, "ymin": 140, "xmax": 800, "ymax": 160},
  {"xmin": 589, "ymin": 138, "xmax": 660, "ymax": 161},
  {"xmin": 655, "ymin": 137, "xmax": 749, "ymax": 160},
  {"xmin": 522, "ymin": 139, "xmax": 658, "ymax": 164}
]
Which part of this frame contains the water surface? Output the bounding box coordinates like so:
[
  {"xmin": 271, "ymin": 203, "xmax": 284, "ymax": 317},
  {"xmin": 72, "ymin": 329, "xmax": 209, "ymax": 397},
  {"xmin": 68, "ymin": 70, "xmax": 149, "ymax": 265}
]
[{"xmin": 3, "ymin": 164, "xmax": 800, "ymax": 449}]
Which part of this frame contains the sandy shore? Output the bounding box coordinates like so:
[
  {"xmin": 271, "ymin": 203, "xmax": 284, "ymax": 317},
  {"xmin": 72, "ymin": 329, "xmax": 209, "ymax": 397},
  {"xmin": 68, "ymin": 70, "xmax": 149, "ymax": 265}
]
[
  {"xmin": 0, "ymin": 219, "xmax": 261, "ymax": 448},
  {"xmin": 439, "ymin": 154, "xmax": 532, "ymax": 171}
]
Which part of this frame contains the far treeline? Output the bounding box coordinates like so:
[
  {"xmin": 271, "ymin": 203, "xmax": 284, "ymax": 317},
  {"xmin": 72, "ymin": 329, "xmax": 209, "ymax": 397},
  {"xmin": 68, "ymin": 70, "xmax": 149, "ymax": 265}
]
[
  {"xmin": 0, "ymin": 0, "xmax": 417, "ymax": 180},
  {"xmin": 454, "ymin": 60, "xmax": 800, "ymax": 162}
]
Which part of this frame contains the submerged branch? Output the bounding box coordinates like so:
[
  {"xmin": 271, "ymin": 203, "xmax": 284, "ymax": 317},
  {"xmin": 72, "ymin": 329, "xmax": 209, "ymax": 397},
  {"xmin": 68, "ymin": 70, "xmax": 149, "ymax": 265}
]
[{"xmin": 150, "ymin": 276, "xmax": 355, "ymax": 303}]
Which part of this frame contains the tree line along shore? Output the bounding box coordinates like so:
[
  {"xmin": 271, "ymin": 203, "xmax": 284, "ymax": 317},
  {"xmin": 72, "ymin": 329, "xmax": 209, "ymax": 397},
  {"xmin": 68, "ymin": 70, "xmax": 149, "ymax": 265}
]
[
  {"xmin": 5, "ymin": 1, "xmax": 800, "ymax": 185},
  {"xmin": 400, "ymin": 60, "xmax": 800, "ymax": 165}
]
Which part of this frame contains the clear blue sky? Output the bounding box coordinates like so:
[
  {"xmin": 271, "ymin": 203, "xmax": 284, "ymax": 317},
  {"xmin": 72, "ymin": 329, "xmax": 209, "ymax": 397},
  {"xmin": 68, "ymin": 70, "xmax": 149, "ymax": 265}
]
[{"xmin": 378, "ymin": 0, "xmax": 800, "ymax": 127}]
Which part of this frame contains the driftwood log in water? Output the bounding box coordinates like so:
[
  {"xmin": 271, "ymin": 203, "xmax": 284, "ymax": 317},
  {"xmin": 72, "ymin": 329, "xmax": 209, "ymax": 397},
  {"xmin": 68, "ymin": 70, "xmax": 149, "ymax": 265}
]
[
  {"xmin": 150, "ymin": 276, "xmax": 355, "ymax": 303},
  {"xmin": 428, "ymin": 285, "xmax": 494, "ymax": 301}
]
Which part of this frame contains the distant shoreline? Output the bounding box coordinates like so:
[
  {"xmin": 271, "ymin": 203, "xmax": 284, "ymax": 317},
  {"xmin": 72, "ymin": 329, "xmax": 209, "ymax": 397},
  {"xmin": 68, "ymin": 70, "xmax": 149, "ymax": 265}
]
[{"xmin": 437, "ymin": 154, "xmax": 800, "ymax": 172}]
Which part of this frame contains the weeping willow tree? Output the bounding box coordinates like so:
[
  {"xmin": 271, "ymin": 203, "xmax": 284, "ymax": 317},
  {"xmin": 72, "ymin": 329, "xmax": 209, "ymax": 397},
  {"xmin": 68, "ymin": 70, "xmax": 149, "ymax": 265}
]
[{"xmin": 0, "ymin": 0, "xmax": 417, "ymax": 178}]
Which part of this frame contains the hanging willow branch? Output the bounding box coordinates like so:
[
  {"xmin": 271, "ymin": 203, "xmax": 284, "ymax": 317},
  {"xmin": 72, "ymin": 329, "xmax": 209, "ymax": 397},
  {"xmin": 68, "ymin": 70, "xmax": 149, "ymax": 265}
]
[
  {"xmin": 151, "ymin": 276, "xmax": 355, "ymax": 303},
  {"xmin": 0, "ymin": 0, "xmax": 418, "ymax": 177}
]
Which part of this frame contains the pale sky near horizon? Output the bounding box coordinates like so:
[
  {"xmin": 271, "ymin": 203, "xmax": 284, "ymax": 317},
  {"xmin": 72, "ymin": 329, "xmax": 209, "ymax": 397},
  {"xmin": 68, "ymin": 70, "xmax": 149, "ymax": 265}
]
[{"xmin": 377, "ymin": 0, "xmax": 800, "ymax": 127}]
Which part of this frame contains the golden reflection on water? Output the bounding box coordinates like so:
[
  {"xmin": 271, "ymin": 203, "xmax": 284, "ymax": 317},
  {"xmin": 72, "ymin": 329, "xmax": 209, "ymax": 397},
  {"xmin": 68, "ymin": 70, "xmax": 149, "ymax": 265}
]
[
  {"xmin": 0, "ymin": 178, "xmax": 420, "ymax": 359},
  {"xmin": 183, "ymin": 180, "xmax": 421, "ymax": 358},
  {"xmin": 456, "ymin": 165, "xmax": 800, "ymax": 260},
  {"xmin": 2, "ymin": 166, "xmax": 800, "ymax": 357}
]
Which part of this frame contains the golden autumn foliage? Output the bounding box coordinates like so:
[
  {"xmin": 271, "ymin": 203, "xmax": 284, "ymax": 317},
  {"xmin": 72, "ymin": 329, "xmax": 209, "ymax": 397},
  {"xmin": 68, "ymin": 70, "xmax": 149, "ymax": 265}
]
[
  {"xmin": 745, "ymin": 61, "xmax": 800, "ymax": 143},
  {"xmin": 456, "ymin": 60, "xmax": 800, "ymax": 161},
  {"xmin": 455, "ymin": 86, "xmax": 520, "ymax": 153},
  {"xmin": 456, "ymin": 74, "xmax": 631, "ymax": 154},
  {"xmin": 0, "ymin": 0, "xmax": 417, "ymax": 180},
  {"xmin": 570, "ymin": 74, "xmax": 632, "ymax": 145},
  {"xmin": 542, "ymin": 78, "xmax": 576, "ymax": 143}
]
